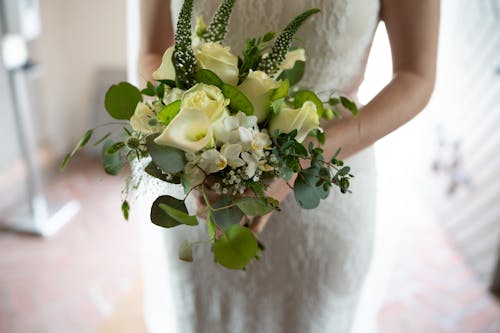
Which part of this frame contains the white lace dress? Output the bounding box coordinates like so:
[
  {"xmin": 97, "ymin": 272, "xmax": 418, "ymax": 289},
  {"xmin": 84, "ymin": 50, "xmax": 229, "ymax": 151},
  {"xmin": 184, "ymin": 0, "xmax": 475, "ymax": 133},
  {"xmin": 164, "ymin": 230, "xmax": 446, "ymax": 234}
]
[{"xmin": 138, "ymin": 1, "xmax": 380, "ymax": 332}]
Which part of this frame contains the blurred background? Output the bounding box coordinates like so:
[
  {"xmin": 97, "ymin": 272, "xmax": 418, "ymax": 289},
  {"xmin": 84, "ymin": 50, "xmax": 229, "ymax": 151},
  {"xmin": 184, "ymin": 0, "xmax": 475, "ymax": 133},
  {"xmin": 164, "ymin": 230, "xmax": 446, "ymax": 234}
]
[{"xmin": 0, "ymin": 0, "xmax": 499, "ymax": 332}]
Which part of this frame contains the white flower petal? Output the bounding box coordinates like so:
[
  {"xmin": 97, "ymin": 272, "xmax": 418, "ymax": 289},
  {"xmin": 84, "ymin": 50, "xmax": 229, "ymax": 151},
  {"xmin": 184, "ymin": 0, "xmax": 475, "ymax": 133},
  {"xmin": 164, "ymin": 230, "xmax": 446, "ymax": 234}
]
[
  {"xmin": 198, "ymin": 149, "xmax": 227, "ymax": 174},
  {"xmin": 154, "ymin": 108, "xmax": 213, "ymax": 153}
]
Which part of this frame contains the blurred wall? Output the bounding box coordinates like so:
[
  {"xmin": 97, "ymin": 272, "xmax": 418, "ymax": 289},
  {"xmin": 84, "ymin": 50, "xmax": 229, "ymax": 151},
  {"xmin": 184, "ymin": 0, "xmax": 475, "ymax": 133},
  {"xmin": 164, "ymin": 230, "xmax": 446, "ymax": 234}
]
[{"xmin": 33, "ymin": 0, "xmax": 127, "ymax": 154}]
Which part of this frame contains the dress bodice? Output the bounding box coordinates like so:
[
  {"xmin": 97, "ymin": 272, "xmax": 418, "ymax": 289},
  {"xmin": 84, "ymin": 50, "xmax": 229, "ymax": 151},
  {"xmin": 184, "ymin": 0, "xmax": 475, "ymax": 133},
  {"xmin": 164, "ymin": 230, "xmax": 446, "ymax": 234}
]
[{"xmin": 171, "ymin": 0, "xmax": 380, "ymax": 93}]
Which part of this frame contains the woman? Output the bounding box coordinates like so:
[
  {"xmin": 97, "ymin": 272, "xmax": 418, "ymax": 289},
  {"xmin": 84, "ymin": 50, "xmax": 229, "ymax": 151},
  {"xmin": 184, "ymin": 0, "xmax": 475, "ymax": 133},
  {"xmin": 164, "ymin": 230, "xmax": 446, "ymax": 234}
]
[{"xmin": 137, "ymin": 0, "xmax": 439, "ymax": 332}]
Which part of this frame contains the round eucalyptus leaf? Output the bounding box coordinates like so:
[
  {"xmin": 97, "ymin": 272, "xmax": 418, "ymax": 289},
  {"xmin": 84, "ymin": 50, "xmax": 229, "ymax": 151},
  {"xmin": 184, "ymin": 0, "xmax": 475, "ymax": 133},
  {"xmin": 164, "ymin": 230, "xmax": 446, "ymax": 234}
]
[
  {"xmin": 104, "ymin": 82, "xmax": 142, "ymax": 120},
  {"xmin": 235, "ymin": 197, "xmax": 276, "ymax": 216},
  {"xmin": 213, "ymin": 224, "xmax": 258, "ymax": 270},
  {"xmin": 277, "ymin": 60, "xmax": 305, "ymax": 86},
  {"xmin": 146, "ymin": 134, "xmax": 186, "ymax": 174},
  {"xmin": 293, "ymin": 170, "xmax": 329, "ymax": 209},
  {"xmin": 150, "ymin": 195, "xmax": 189, "ymax": 228}
]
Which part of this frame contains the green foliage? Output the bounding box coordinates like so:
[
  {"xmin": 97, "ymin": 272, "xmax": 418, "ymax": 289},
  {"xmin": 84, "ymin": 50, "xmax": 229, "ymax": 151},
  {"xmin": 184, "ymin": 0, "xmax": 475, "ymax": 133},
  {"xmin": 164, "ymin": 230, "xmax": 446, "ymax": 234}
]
[
  {"xmin": 206, "ymin": 211, "xmax": 217, "ymax": 243},
  {"xmin": 194, "ymin": 69, "xmax": 224, "ymax": 88},
  {"xmin": 178, "ymin": 240, "xmax": 194, "ymax": 262},
  {"xmin": 257, "ymin": 8, "xmax": 320, "ymax": 75},
  {"xmin": 141, "ymin": 81, "xmax": 156, "ymax": 96},
  {"xmin": 235, "ymin": 197, "xmax": 277, "ymax": 216},
  {"xmin": 293, "ymin": 90, "xmax": 324, "ymax": 116},
  {"xmin": 104, "ymin": 82, "xmax": 142, "ymax": 120},
  {"xmin": 293, "ymin": 169, "xmax": 329, "ymax": 209},
  {"xmin": 60, "ymin": 129, "xmax": 93, "ymax": 171},
  {"xmin": 150, "ymin": 195, "xmax": 190, "ymax": 228},
  {"xmin": 270, "ymin": 98, "xmax": 284, "ymax": 115},
  {"xmin": 340, "ymin": 96, "xmax": 359, "ymax": 117},
  {"xmin": 213, "ymin": 224, "xmax": 258, "ymax": 270},
  {"xmin": 173, "ymin": 0, "xmax": 197, "ymax": 88},
  {"xmin": 93, "ymin": 132, "xmax": 111, "ymax": 146},
  {"xmin": 277, "ymin": 60, "xmax": 305, "ymax": 86},
  {"xmin": 222, "ymin": 84, "xmax": 254, "ymax": 115},
  {"xmin": 144, "ymin": 161, "xmax": 181, "ymax": 183},
  {"xmin": 158, "ymin": 100, "xmax": 181, "ymax": 125},
  {"xmin": 159, "ymin": 203, "xmax": 198, "ymax": 226},
  {"xmin": 211, "ymin": 195, "xmax": 244, "ymax": 230},
  {"xmin": 121, "ymin": 200, "xmax": 130, "ymax": 220},
  {"xmin": 205, "ymin": 0, "xmax": 236, "ymax": 43},
  {"xmin": 102, "ymin": 139, "xmax": 123, "ymax": 175},
  {"xmin": 238, "ymin": 31, "xmax": 275, "ymax": 82},
  {"xmin": 271, "ymin": 79, "xmax": 289, "ymax": 101},
  {"xmin": 146, "ymin": 134, "xmax": 186, "ymax": 173}
]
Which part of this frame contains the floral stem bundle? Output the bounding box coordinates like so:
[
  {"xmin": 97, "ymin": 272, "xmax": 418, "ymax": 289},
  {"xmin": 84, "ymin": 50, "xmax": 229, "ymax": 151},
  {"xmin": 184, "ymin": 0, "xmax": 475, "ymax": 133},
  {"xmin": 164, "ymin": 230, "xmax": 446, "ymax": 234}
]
[{"xmin": 62, "ymin": 0, "xmax": 359, "ymax": 270}]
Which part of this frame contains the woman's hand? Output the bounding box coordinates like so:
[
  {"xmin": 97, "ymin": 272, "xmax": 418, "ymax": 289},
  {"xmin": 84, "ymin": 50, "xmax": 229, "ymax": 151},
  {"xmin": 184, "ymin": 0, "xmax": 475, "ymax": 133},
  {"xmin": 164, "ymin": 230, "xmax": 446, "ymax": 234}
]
[{"xmin": 195, "ymin": 176, "xmax": 294, "ymax": 235}]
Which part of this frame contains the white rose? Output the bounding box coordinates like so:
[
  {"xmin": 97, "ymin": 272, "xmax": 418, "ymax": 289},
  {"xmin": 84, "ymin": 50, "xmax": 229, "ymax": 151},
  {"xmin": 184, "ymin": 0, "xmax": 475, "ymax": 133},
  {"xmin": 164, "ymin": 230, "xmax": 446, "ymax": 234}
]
[
  {"xmin": 154, "ymin": 107, "xmax": 213, "ymax": 153},
  {"xmin": 130, "ymin": 102, "xmax": 163, "ymax": 134},
  {"xmin": 238, "ymin": 70, "xmax": 280, "ymax": 123},
  {"xmin": 181, "ymin": 83, "xmax": 229, "ymax": 122},
  {"xmin": 195, "ymin": 42, "xmax": 239, "ymax": 85},
  {"xmin": 269, "ymin": 101, "xmax": 320, "ymax": 142},
  {"xmin": 152, "ymin": 47, "xmax": 175, "ymax": 81}
]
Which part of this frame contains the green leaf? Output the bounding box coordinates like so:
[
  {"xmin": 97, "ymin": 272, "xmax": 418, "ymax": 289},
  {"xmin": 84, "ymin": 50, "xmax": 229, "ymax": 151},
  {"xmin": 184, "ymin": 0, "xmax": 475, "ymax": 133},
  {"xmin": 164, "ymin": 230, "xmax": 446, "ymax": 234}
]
[
  {"xmin": 159, "ymin": 203, "xmax": 198, "ymax": 226},
  {"xmin": 235, "ymin": 197, "xmax": 276, "ymax": 216},
  {"xmin": 105, "ymin": 141, "xmax": 125, "ymax": 155},
  {"xmin": 104, "ymin": 82, "xmax": 142, "ymax": 120},
  {"xmin": 207, "ymin": 211, "xmax": 217, "ymax": 243},
  {"xmin": 222, "ymin": 84, "xmax": 254, "ymax": 115},
  {"xmin": 150, "ymin": 195, "xmax": 189, "ymax": 228},
  {"xmin": 146, "ymin": 134, "xmax": 186, "ymax": 173},
  {"xmin": 157, "ymin": 100, "xmax": 181, "ymax": 125},
  {"xmin": 144, "ymin": 161, "xmax": 181, "ymax": 183},
  {"xmin": 270, "ymin": 98, "xmax": 284, "ymax": 115},
  {"xmin": 293, "ymin": 170, "xmax": 329, "ymax": 209},
  {"xmin": 121, "ymin": 200, "xmax": 130, "ymax": 221},
  {"xmin": 141, "ymin": 81, "xmax": 156, "ymax": 96},
  {"xmin": 178, "ymin": 240, "xmax": 194, "ymax": 262},
  {"xmin": 102, "ymin": 140, "xmax": 123, "ymax": 175},
  {"xmin": 60, "ymin": 129, "xmax": 94, "ymax": 170},
  {"xmin": 155, "ymin": 83, "xmax": 165, "ymax": 99},
  {"xmin": 328, "ymin": 97, "xmax": 340, "ymax": 106},
  {"xmin": 293, "ymin": 90, "xmax": 324, "ymax": 116},
  {"xmin": 332, "ymin": 147, "xmax": 342, "ymax": 160},
  {"xmin": 271, "ymin": 79, "xmax": 289, "ymax": 101},
  {"xmin": 93, "ymin": 132, "xmax": 111, "ymax": 146},
  {"xmin": 340, "ymin": 96, "xmax": 359, "ymax": 117},
  {"xmin": 277, "ymin": 60, "xmax": 305, "ymax": 86},
  {"xmin": 211, "ymin": 195, "xmax": 244, "ymax": 230},
  {"xmin": 213, "ymin": 224, "xmax": 258, "ymax": 270},
  {"xmin": 224, "ymin": 85, "xmax": 254, "ymax": 114},
  {"xmin": 194, "ymin": 69, "xmax": 224, "ymax": 88}
]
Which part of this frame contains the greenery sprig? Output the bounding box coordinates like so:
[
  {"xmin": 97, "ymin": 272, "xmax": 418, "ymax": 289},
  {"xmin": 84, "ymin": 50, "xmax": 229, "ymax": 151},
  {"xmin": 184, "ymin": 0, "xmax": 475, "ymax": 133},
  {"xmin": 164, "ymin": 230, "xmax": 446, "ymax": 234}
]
[
  {"xmin": 257, "ymin": 8, "xmax": 320, "ymax": 75},
  {"xmin": 205, "ymin": 0, "xmax": 237, "ymax": 43},
  {"xmin": 173, "ymin": 0, "xmax": 197, "ymax": 88}
]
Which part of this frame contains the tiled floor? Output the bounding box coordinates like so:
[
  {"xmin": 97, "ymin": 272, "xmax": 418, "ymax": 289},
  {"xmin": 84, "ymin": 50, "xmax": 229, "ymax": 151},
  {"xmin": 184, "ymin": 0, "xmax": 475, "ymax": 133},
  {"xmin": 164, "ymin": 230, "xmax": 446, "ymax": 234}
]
[
  {"xmin": 0, "ymin": 154, "xmax": 498, "ymax": 333},
  {"xmin": 0, "ymin": 155, "xmax": 141, "ymax": 333},
  {"xmin": 377, "ymin": 208, "xmax": 500, "ymax": 333}
]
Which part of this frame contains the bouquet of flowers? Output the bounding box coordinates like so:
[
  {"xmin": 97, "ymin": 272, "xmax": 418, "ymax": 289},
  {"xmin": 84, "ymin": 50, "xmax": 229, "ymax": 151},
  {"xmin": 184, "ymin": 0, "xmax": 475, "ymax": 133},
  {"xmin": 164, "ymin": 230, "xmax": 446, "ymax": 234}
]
[{"xmin": 62, "ymin": 0, "xmax": 358, "ymax": 270}]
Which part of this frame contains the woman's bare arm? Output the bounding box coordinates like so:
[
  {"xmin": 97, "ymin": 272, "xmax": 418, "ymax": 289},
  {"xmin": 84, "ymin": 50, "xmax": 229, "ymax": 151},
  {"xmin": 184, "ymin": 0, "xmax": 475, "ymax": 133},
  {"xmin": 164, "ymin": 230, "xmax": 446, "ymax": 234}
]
[
  {"xmin": 139, "ymin": 0, "xmax": 174, "ymax": 84},
  {"xmin": 252, "ymin": 0, "xmax": 440, "ymax": 233},
  {"xmin": 324, "ymin": 0, "xmax": 440, "ymax": 159}
]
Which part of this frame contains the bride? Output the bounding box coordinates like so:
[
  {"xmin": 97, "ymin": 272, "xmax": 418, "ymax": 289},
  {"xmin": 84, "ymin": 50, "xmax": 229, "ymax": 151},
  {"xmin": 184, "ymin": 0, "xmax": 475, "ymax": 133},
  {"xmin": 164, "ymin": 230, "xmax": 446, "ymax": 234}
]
[{"xmin": 136, "ymin": 0, "xmax": 439, "ymax": 332}]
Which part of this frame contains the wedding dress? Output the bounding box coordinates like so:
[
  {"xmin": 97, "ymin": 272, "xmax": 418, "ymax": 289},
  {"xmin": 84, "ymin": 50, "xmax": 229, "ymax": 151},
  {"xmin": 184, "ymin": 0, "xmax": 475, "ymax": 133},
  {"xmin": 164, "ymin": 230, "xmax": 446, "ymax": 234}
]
[{"xmin": 137, "ymin": 0, "xmax": 380, "ymax": 332}]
